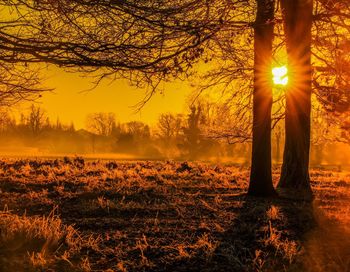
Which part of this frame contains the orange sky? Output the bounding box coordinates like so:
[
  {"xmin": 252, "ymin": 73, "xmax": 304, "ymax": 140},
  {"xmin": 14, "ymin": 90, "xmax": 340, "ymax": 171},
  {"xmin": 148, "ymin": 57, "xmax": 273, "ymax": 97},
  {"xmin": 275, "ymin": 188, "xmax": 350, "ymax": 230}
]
[{"xmin": 17, "ymin": 67, "xmax": 191, "ymax": 129}]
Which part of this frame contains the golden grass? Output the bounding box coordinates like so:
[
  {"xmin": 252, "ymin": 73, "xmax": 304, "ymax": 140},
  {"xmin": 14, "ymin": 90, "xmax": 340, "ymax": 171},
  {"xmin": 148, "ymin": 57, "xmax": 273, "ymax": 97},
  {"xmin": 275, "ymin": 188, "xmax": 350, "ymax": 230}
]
[
  {"xmin": 0, "ymin": 206, "xmax": 100, "ymax": 271},
  {"xmin": 0, "ymin": 158, "xmax": 348, "ymax": 271}
]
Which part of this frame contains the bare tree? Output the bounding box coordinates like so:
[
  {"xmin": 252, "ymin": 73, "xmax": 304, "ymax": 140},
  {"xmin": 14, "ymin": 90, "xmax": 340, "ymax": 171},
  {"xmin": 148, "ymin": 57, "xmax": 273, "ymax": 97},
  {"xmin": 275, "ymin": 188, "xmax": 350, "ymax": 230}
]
[
  {"xmin": 0, "ymin": 1, "xmax": 276, "ymax": 195},
  {"xmin": 2, "ymin": 1, "xmax": 248, "ymax": 83},
  {"xmin": 0, "ymin": 0, "xmax": 347, "ymax": 197},
  {"xmin": 0, "ymin": 110, "xmax": 15, "ymax": 133},
  {"xmin": 157, "ymin": 113, "xmax": 183, "ymax": 140},
  {"xmin": 27, "ymin": 104, "xmax": 47, "ymax": 136},
  {"xmin": 124, "ymin": 121, "xmax": 151, "ymax": 140},
  {"xmin": 86, "ymin": 112, "xmax": 116, "ymax": 136},
  {"xmin": 0, "ymin": 63, "xmax": 48, "ymax": 106},
  {"xmin": 313, "ymin": 0, "xmax": 350, "ymax": 113}
]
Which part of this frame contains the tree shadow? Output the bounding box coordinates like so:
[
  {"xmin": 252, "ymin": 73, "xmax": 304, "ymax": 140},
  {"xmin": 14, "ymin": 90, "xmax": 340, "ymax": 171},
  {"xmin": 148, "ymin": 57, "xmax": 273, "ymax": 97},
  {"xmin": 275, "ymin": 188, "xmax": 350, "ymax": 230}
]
[
  {"xmin": 300, "ymin": 201, "xmax": 350, "ymax": 272},
  {"xmin": 155, "ymin": 195, "xmax": 349, "ymax": 272},
  {"xmin": 206, "ymin": 196, "xmax": 318, "ymax": 271}
]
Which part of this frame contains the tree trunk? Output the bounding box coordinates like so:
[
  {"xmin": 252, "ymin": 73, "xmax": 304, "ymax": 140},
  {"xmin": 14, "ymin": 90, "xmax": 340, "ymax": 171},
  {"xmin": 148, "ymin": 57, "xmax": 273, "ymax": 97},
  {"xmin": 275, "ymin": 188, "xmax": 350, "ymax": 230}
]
[
  {"xmin": 276, "ymin": 133, "xmax": 281, "ymax": 163},
  {"xmin": 248, "ymin": 0, "xmax": 277, "ymax": 197},
  {"xmin": 278, "ymin": 0, "xmax": 313, "ymax": 199}
]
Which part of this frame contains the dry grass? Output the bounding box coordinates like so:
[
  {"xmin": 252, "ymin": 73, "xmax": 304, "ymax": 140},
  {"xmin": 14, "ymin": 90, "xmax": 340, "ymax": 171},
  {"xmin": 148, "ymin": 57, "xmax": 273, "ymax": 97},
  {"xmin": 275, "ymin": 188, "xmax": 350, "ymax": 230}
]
[
  {"xmin": 0, "ymin": 158, "xmax": 348, "ymax": 271},
  {"xmin": 0, "ymin": 205, "xmax": 101, "ymax": 271}
]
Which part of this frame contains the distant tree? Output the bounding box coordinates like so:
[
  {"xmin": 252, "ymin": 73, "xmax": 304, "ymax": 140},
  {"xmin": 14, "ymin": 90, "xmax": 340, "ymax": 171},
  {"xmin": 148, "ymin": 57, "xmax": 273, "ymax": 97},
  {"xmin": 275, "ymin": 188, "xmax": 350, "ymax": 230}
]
[
  {"xmin": 181, "ymin": 104, "xmax": 217, "ymax": 160},
  {"xmin": 183, "ymin": 105, "xmax": 203, "ymax": 159},
  {"xmin": 68, "ymin": 122, "xmax": 76, "ymax": 133},
  {"xmin": 157, "ymin": 113, "xmax": 183, "ymax": 140},
  {"xmin": 116, "ymin": 121, "xmax": 151, "ymax": 154},
  {"xmin": 55, "ymin": 118, "xmax": 63, "ymax": 131},
  {"xmin": 125, "ymin": 121, "xmax": 151, "ymax": 141},
  {"xmin": 27, "ymin": 104, "xmax": 47, "ymax": 136},
  {"xmin": 272, "ymin": 122, "xmax": 283, "ymax": 164},
  {"xmin": 86, "ymin": 112, "xmax": 116, "ymax": 137},
  {"xmin": 156, "ymin": 113, "xmax": 184, "ymax": 157},
  {"xmin": 0, "ymin": 110, "xmax": 15, "ymax": 134}
]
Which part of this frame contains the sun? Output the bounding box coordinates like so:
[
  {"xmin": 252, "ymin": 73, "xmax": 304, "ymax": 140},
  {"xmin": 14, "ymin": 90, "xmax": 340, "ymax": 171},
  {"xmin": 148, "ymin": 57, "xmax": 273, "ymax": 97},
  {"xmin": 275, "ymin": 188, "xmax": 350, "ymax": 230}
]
[{"xmin": 272, "ymin": 66, "xmax": 288, "ymax": 86}]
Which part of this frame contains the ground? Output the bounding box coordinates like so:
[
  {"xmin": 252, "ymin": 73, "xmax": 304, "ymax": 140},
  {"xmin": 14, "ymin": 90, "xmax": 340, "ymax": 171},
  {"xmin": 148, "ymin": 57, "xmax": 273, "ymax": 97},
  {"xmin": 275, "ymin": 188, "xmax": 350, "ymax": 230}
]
[{"xmin": 0, "ymin": 158, "xmax": 349, "ymax": 272}]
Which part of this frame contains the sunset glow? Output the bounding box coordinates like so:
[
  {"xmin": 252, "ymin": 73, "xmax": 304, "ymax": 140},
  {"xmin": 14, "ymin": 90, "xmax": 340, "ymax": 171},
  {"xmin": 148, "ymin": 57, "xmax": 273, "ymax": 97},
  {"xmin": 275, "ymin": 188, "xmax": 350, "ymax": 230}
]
[
  {"xmin": 272, "ymin": 66, "xmax": 288, "ymax": 86},
  {"xmin": 0, "ymin": 1, "xmax": 348, "ymax": 271}
]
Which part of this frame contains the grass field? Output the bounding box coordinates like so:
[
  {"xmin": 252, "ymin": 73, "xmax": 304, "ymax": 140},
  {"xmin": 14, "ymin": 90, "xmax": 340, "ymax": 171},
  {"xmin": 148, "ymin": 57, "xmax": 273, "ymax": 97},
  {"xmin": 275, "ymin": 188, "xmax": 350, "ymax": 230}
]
[{"xmin": 0, "ymin": 158, "xmax": 349, "ymax": 271}]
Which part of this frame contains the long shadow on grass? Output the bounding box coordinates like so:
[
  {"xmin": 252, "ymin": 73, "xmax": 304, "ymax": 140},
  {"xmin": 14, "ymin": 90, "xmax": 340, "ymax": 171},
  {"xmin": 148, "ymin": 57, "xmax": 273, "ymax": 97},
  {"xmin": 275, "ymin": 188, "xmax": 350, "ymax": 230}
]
[
  {"xmin": 145, "ymin": 195, "xmax": 306, "ymax": 271},
  {"xmin": 204, "ymin": 196, "xmax": 317, "ymax": 272},
  {"xmin": 300, "ymin": 202, "xmax": 350, "ymax": 272},
  {"xmin": 153, "ymin": 195, "xmax": 350, "ymax": 272}
]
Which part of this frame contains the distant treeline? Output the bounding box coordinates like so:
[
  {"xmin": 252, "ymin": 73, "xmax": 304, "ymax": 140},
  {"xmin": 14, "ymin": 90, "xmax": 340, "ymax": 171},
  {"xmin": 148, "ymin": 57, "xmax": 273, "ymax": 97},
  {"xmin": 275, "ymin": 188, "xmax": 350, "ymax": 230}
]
[{"xmin": 0, "ymin": 104, "xmax": 252, "ymax": 161}]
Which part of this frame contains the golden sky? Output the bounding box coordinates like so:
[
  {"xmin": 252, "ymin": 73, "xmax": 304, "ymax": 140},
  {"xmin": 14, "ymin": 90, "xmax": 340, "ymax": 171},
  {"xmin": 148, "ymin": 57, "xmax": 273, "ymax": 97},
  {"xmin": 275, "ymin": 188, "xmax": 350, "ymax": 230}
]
[{"xmin": 18, "ymin": 67, "xmax": 191, "ymax": 129}]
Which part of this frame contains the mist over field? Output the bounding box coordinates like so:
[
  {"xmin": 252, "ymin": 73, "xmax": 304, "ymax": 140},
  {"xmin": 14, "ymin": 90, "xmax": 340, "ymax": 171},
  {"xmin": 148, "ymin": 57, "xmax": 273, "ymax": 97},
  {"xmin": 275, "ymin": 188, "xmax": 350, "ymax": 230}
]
[{"xmin": 0, "ymin": 132, "xmax": 349, "ymax": 171}]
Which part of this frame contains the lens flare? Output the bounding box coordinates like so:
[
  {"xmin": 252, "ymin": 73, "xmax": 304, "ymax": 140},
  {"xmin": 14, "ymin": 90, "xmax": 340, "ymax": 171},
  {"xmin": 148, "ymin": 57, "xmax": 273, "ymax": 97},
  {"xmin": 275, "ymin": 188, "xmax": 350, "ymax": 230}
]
[{"xmin": 272, "ymin": 66, "xmax": 288, "ymax": 86}]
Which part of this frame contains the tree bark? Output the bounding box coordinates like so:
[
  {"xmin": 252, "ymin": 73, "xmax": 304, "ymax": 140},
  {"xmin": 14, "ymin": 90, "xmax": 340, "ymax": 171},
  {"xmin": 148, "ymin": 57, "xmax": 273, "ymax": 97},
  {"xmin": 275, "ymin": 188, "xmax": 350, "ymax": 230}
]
[
  {"xmin": 278, "ymin": 0, "xmax": 313, "ymax": 198},
  {"xmin": 248, "ymin": 0, "xmax": 277, "ymax": 197},
  {"xmin": 276, "ymin": 132, "xmax": 281, "ymax": 163}
]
